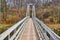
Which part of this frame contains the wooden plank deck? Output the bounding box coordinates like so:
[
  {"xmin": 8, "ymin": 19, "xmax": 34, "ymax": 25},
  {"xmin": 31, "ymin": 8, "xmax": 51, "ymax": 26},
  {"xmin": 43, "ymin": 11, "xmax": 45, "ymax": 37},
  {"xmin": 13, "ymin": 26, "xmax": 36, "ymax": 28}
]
[{"xmin": 18, "ymin": 18, "xmax": 41, "ymax": 40}]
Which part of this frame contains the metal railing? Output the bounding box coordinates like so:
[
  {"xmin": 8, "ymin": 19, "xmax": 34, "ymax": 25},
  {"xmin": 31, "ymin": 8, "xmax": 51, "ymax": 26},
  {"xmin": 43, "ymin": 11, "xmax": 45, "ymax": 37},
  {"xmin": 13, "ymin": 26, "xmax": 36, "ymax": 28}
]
[
  {"xmin": 0, "ymin": 17, "xmax": 29, "ymax": 40},
  {"xmin": 34, "ymin": 17, "xmax": 60, "ymax": 40}
]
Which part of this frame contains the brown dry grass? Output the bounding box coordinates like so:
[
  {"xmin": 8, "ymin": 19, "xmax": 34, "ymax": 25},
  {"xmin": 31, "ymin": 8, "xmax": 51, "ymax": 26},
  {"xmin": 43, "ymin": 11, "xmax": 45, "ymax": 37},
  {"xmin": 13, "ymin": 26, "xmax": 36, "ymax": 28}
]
[{"xmin": 46, "ymin": 24, "xmax": 60, "ymax": 29}]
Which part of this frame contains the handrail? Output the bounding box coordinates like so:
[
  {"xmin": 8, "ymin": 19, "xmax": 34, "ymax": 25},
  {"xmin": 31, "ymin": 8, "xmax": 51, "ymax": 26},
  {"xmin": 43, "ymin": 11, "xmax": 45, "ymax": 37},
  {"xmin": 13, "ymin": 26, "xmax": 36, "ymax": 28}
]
[
  {"xmin": 34, "ymin": 17, "xmax": 60, "ymax": 40},
  {"xmin": 33, "ymin": 18, "xmax": 43, "ymax": 40},
  {"xmin": 0, "ymin": 17, "xmax": 29, "ymax": 40}
]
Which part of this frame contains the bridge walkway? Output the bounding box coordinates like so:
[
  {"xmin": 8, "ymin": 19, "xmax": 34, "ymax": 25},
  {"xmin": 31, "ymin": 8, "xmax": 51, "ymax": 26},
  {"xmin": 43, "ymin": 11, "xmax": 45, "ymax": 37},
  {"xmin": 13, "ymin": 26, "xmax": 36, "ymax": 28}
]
[{"xmin": 18, "ymin": 18, "xmax": 42, "ymax": 40}]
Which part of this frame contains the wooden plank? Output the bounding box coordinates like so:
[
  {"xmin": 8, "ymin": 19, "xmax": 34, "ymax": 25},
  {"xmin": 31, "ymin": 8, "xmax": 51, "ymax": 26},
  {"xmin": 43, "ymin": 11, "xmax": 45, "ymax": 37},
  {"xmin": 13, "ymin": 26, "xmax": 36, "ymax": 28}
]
[{"xmin": 18, "ymin": 18, "xmax": 41, "ymax": 40}]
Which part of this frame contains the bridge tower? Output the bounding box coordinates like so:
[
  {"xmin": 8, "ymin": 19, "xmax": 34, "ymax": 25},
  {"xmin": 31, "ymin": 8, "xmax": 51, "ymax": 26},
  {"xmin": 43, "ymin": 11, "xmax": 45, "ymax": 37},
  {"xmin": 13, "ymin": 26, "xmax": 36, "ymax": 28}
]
[
  {"xmin": 26, "ymin": 4, "xmax": 30, "ymax": 17},
  {"xmin": 32, "ymin": 4, "xmax": 36, "ymax": 18},
  {"xmin": 26, "ymin": 3, "xmax": 36, "ymax": 18}
]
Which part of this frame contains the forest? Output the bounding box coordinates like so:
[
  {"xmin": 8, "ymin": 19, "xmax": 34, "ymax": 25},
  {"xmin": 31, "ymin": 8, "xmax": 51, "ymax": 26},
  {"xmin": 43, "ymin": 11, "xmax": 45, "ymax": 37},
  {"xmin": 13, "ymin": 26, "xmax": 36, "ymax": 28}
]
[
  {"xmin": 36, "ymin": 0, "xmax": 60, "ymax": 36},
  {"xmin": 0, "ymin": 0, "xmax": 60, "ymax": 36},
  {"xmin": 0, "ymin": 0, "xmax": 26, "ymax": 33}
]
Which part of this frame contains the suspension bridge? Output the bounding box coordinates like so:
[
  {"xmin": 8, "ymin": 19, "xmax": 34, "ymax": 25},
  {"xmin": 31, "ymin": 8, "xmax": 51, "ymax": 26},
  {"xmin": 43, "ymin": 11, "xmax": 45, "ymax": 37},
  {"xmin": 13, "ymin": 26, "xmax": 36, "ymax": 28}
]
[{"xmin": 0, "ymin": 3, "xmax": 60, "ymax": 40}]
